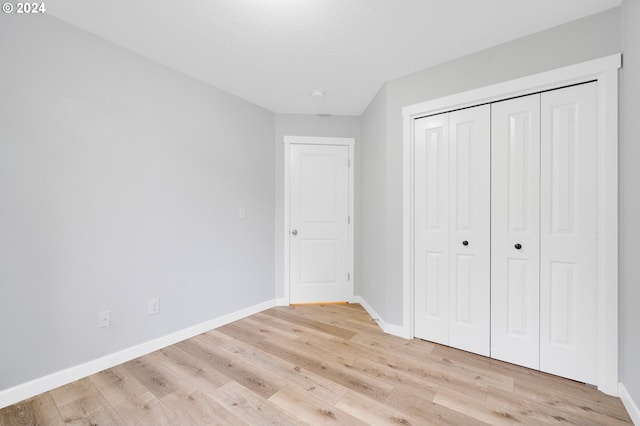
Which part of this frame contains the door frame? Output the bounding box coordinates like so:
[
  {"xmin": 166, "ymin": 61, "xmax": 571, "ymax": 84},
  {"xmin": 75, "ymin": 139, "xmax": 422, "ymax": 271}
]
[
  {"xmin": 283, "ymin": 136, "xmax": 355, "ymax": 304},
  {"xmin": 402, "ymin": 54, "xmax": 621, "ymax": 395}
]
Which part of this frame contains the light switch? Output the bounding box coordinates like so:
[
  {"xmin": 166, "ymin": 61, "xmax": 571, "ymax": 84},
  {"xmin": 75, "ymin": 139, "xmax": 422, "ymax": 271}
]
[{"xmin": 239, "ymin": 207, "xmax": 246, "ymax": 220}]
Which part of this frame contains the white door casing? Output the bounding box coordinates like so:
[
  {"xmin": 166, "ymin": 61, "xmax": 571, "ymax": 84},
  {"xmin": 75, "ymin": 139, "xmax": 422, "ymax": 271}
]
[
  {"xmin": 414, "ymin": 105, "xmax": 491, "ymax": 356},
  {"xmin": 491, "ymin": 94, "xmax": 541, "ymax": 370},
  {"xmin": 284, "ymin": 136, "xmax": 355, "ymax": 304},
  {"xmin": 539, "ymin": 83, "xmax": 598, "ymax": 384}
]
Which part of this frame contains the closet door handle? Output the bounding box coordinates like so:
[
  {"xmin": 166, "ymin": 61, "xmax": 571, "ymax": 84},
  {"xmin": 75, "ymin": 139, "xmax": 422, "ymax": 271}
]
[
  {"xmin": 515, "ymin": 243, "xmax": 522, "ymax": 250},
  {"xmin": 462, "ymin": 240, "xmax": 469, "ymax": 246}
]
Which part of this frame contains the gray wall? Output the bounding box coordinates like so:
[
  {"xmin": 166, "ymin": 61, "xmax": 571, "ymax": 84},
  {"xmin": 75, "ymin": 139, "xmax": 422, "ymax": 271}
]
[
  {"xmin": 274, "ymin": 114, "xmax": 361, "ymax": 300},
  {"xmin": 360, "ymin": 7, "xmax": 622, "ymax": 327},
  {"xmin": 620, "ymin": 0, "xmax": 640, "ymax": 406},
  {"xmin": 0, "ymin": 15, "xmax": 275, "ymax": 391},
  {"xmin": 358, "ymin": 86, "xmax": 388, "ymax": 318}
]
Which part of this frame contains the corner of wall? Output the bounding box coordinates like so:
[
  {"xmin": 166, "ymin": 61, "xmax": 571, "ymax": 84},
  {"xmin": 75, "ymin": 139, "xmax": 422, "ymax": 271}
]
[
  {"xmin": 353, "ymin": 296, "xmax": 410, "ymax": 339},
  {"xmin": 619, "ymin": 382, "xmax": 640, "ymax": 425}
]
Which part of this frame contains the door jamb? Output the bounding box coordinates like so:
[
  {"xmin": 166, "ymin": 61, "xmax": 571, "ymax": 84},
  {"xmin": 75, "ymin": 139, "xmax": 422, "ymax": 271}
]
[
  {"xmin": 402, "ymin": 54, "xmax": 621, "ymax": 395},
  {"xmin": 283, "ymin": 136, "xmax": 356, "ymax": 305}
]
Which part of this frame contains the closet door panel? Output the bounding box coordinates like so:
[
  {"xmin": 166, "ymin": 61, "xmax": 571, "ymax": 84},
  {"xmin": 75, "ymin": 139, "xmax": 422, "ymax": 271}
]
[
  {"xmin": 414, "ymin": 113, "xmax": 450, "ymax": 345},
  {"xmin": 448, "ymin": 105, "xmax": 491, "ymax": 356},
  {"xmin": 540, "ymin": 82, "xmax": 597, "ymax": 385},
  {"xmin": 491, "ymin": 94, "xmax": 541, "ymax": 369}
]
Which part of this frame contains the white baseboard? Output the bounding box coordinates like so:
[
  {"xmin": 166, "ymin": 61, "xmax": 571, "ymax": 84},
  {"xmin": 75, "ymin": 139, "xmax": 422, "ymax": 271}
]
[
  {"xmin": 275, "ymin": 297, "xmax": 289, "ymax": 306},
  {"xmin": 352, "ymin": 296, "xmax": 411, "ymax": 339},
  {"xmin": 0, "ymin": 299, "xmax": 276, "ymax": 409},
  {"xmin": 619, "ymin": 382, "xmax": 640, "ymax": 425}
]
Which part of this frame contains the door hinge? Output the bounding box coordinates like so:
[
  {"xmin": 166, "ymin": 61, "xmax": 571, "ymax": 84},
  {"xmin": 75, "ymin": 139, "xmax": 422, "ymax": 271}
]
[
  {"xmin": 348, "ymin": 273, "xmax": 351, "ymax": 281},
  {"xmin": 348, "ymin": 158, "xmax": 351, "ymax": 167}
]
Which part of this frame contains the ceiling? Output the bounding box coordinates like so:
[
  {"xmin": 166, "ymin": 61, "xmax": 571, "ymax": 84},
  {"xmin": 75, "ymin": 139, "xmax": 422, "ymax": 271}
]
[{"xmin": 47, "ymin": 0, "xmax": 622, "ymax": 116}]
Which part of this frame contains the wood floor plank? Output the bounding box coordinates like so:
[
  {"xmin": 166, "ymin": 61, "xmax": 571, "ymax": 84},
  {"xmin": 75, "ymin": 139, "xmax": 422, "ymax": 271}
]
[
  {"xmin": 0, "ymin": 303, "xmax": 633, "ymax": 425},
  {"xmin": 48, "ymin": 377, "xmax": 99, "ymax": 408},
  {"xmin": 350, "ymin": 331, "xmax": 437, "ymax": 359},
  {"xmin": 511, "ymin": 374, "xmax": 630, "ymax": 418},
  {"xmin": 208, "ymin": 381, "xmax": 299, "ymax": 425},
  {"xmin": 0, "ymin": 393, "xmax": 64, "ymax": 426},
  {"xmin": 89, "ymin": 365, "xmax": 175, "ymax": 425},
  {"xmin": 255, "ymin": 335, "xmax": 394, "ymax": 403},
  {"xmin": 252, "ymin": 311, "xmax": 348, "ymax": 341},
  {"xmin": 335, "ymin": 390, "xmax": 419, "ymax": 425},
  {"xmin": 216, "ymin": 322, "xmax": 269, "ymax": 345},
  {"xmin": 219, "ymin": 338, "xmax": 351, "ymax": 405},
  {"xmin": 384, "ymin": 391, "xmax": 487, "ymax": 426},
  {"xmin": 28, "ymin": 393, "xmax": 66, "ymax": 426},
  {"xmin": 300, "ymin": 304, "xmax": 386, "ymax": 335},
  {"xmin": 236, "ymin": 315, "xmax": 309, "ymax": 341},
  {"xmin": 153, "ymin": 344, "xmax": 231, "ymax": 392},
  {"xmin": 511, "ymin": 382, "xmax": 632, "ymax": 425},
  {"xmin": 159, "ymin": 388, "xmax": 242, "ymax": 425},
  {"xmin": 262, "ymin": 306, "xmax": 357, "ymax": 339},
  {"xmin": 55, "ymin": 392, "xmax": 123, "ymax": 425},
  {"xmin": 121, "ymin": 352, "xmax": 193, "ymax": 400},
  {"xmin": 304, "ymin": 336, "xmax": 442, "ymax": 398},
  {"xmin": 0, "ymin": 402, "xmax": 38, "ymax": 426},
  {"xmin": 327, "ymin": 335, "xmax": 514, "ymax": 396},
  {"xmin": 197, "ymin": 329, "xmax": 236, "ymax": 346},
  {"xmin": 47, "ymin": 377, "xmax": 124, "ymax": 424},
  {"xmin": 383, "ymin": 342, "xmax": 515, "ymax": 394},
  {"xmin": 433, "ymin": 343, "xmax": 610, "ymax": 403},
  {"xmin": 269, "ymin": 386, "xmax": 367, "ymax": 425},
  {"xmin": 177, "ymin": 334, "xmax": 283, "ymax": 399},
  {"xmin": 433, "ymin": 387, "xmax": 523, "ymax": 425},
  {"xmin": 89, "ymin": 365, "xmax": 156, "ymax": 409},
  {"xmin": 486, "ymin": 384, "xmax": 601, "ymax": 425},
  {"xmin": 109, "ymin": 399, "xmax": 179, "ymax": 426}
]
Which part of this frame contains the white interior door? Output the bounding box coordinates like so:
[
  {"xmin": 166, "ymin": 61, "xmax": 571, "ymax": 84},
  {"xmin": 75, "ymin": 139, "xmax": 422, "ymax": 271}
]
[
  {"xmin": 289, "ymin": 144, "xmax": 351, "ymax": 304},
  {"xmin": 539, "ymin": 82, "xmax": 598, "ymax": 384},
  {"xmin": 414, "ymin": 105, "xmax": 490, "ymax": 356},
  {"xmin": 491, "ymin": 94, "xmax": 541, "ymax": 369},
  {"xmin": 448, "ymin": 106, "xmax": 491, "ymax": 356}
]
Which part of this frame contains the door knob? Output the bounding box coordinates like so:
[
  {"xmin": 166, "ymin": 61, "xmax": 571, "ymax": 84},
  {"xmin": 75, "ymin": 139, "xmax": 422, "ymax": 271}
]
[
  {"xmin": 462, "ymin": 240, "xmax": 469, "ymax": 246},
  {"xmin": 515, "ymin": 243, "xmax": 522, "ymax": 250},
  {"xmin": 291, "ymin": 229, "xmax": 298, "ymax": 236}
]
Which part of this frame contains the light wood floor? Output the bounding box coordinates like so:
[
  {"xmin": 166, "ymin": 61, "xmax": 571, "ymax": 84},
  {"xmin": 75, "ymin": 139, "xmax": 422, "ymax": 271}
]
[{"xmin": 0, "ymin": 303, "xmax": 632, "ymax": 425}]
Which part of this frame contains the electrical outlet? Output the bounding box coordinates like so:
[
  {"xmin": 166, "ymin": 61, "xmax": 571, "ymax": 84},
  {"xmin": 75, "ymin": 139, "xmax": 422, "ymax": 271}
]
[
  {"xmin": 98, "ymin": 310, "xmax": 111, "ymax": 328},
  {"xmin": 148, "ymin": 298, "xmax": 160, "ymax": 315},
  {"xmin": 239, "ymin": 207, "xmax": 246, "ymax": 220}
]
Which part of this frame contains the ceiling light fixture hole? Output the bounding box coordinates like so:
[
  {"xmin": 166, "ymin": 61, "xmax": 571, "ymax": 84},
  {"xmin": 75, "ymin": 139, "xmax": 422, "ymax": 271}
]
[{"xmin": 311, "ymin": 90, "xmax": 325, "ymax": 99}]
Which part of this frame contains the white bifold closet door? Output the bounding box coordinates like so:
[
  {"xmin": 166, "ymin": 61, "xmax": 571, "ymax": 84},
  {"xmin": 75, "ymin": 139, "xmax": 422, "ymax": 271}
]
[
  {"xmin": 539, "ymin": 83, "xmax": 598, "ymax": 384},
  {"xmin": 491, "ymin": 82, "xmax": 598, "ymax": 384},
  {"xmin": 414, "ymin": 105, "xmax": 491, "ymax": 357},
  {"xmin": 491, "ymin": 93, "xmax": 541, "ymax": 370}
]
